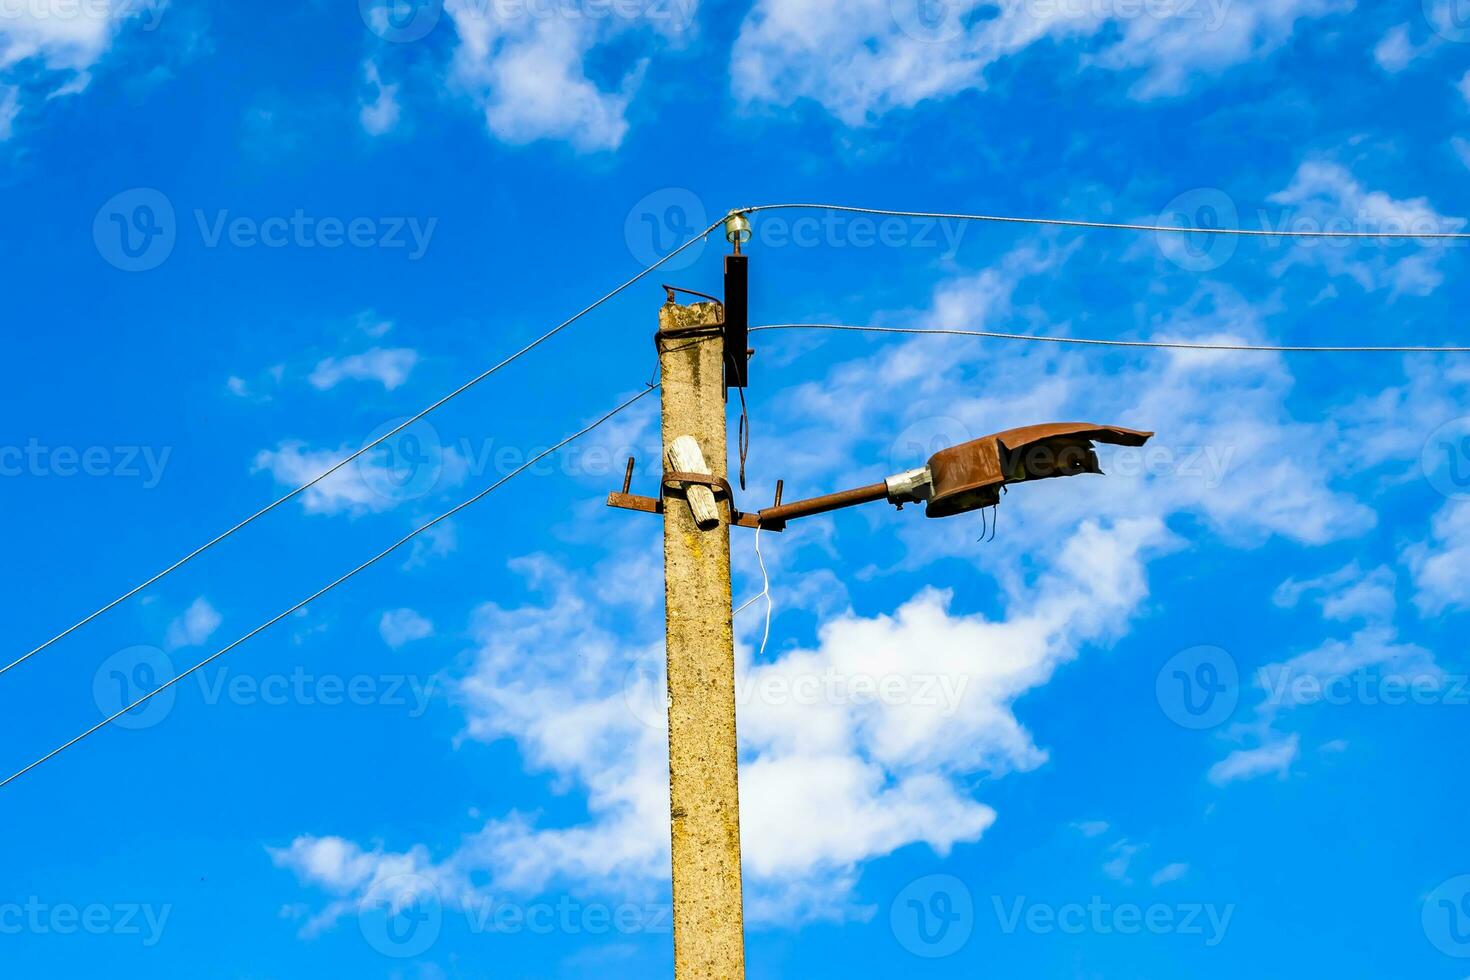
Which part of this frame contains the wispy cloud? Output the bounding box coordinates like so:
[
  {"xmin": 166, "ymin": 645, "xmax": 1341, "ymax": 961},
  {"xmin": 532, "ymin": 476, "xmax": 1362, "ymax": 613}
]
[
  {"xmin": 1208, "ymin": 735, "xmax": 1300, "ymax": 785},
  {"xmin": 379, "ymin": 608, "xmax": 433, "ymax": 648},
  {"xmin": 732, "ymin": 0, "xmax": 1347, "ymax": 124},
  {"xmin": 1266, "ymin": 160, "xmax": 1464, "ymax": 298},
  {"xmin": 1151, "ymin": 862, "xmax": 1190, "ymax": 886},
  {"xmin": 165, "ymin": 597, "xmax": 222, "ymax": 650},
  {"xmin": 359, "ymin": 60, "xmax": 400, "ymax": 136},
  {"xmin": 309, "ymin": 347, "xmax": 419, "ymax": 391},
  {"xmin": 0, "ymin": 0, "xmax": 155, "ymax": 139}
]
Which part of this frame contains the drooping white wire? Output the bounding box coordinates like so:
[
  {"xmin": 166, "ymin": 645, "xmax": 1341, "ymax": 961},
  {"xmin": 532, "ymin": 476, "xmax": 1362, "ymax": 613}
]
[
  {"xmin": 4, "ymin": 218, "xmax": 725, "ymax": 681},
  {"xmin": 0, "ymin": 385, "xmax": 659, "ymax": 791},
  {"xmin": 734, "ymin": 526, "xmax": 773, "ymax": 656}
]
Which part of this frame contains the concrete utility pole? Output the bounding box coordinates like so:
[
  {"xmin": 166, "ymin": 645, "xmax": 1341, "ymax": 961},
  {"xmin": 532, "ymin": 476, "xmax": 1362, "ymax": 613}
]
[
  {"xmin": 603, "ymin": 217, "xmax": 1150, "ymax": 980},
  {"xmin": 657, "ymin": 297, "xmax": 746, "ymax": 979}
]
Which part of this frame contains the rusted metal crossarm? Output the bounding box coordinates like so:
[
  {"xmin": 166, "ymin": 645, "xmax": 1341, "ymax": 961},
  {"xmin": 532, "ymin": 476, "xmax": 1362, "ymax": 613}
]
[
  {"xmin": 606, "ymin": 456, "xmax": 778, "ymax": 531},
  {"xmin": 607, "ymin": 422, "xmax": 1154, "ymax": 532},
  {"xmin": 755, "ymin": 482, "xmax": 889, "ymax": 526}
]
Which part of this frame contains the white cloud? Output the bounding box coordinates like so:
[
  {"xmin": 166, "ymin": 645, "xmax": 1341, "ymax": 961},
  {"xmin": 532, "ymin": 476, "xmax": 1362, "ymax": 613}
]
[
  {"xmin": 309, "ymin": 347, "xmax": 418, "ymax": 391},
  {"xmin": 354, "ymin": 311, "xmax": 393, "ymax": 338},
  {"xmin": 1406, "ymin": 500, "xmax": 1470, "ymax": 614},
  {"xmin": 1102, "ymin": 840, "xmax": 1142, "ymax": 882},
  {"xmin": 731, "ymin": 0, "xmax": 1346, "ymax": 124},
  {"xmin": 0, "ymin": 84, "xmax": 18, "ymax": 140},
  {"xmin": 1371, "ymin": 24, "xmax": 1424, "ymax": 73},
  {"xmin": 358, "ymin": 60, "xmax": 400, "ymax": 136},
  {"xmin": 269, "ymin": 238, "xmax": 1439, "ymax": 928},
  {"xmin": 379, "ymin": 608, "xmax": 434, "ymax": 648},
  {"xmin": 252, "ymin": 438, "xmax": 462, "ymax": 517},
  {"xmin": 776, "ymin": 269, "xmax": 1373, "ymax": 555},
  {"xmin": 1266, "ymin": 160, "xmax": 1464, "ymax": 297},
  {"xmin": 443, "ymin": 1, "xmax": 687, "ymax": 150},
  {"xmin": 1255, "ymin": 625, "xmax": 1439, "ymax": 712},
  {"xmin": 1454, "ymin": 137, "xmax": 1470, "ymax": 172},
  {"xmin": 0, "ymin": 0, "xmax": 147, "ymax": 139},
  {"xmin": 1151, "ymin": 862, "xmax": 1190, "ymax": 886},
  {"xmin": 404, "ymin": 519, "xmax": 459, "ymax": 569},
  {"xmin": 1090, "ymin": 0, "xmax": 1351, "ymax": 99},
  {"xmin": 253, "ymin": 442, "xmax": 386, "ymax": 517},
  {"xmin": 275, "ymin": 512, "xmax": 1171, "ymax": 926},
  {"xmin": 1072, "ymin": 819, "xmax": 1110, "ymax": 838},
  {"xmin": 165, "ymin": 597, "xmax": 222, "ymax": 650},
  {"xmin": 269, "ymin": 836, "xmax": 440, "ymax": 937},
  {"xmin": 1208, "ymin": 735, "xmax": 1299, "ymax": 784},
  {"xmin": 1332, "ymin": 358, "xmax": 1470, "ymax": 479},
  {"xmin": 1460, "ymin": 70, "xmax": 1470, "ymax": 105},
  {"xmin": 270, "ymin": 836, "xmax": 380, "ymax": 893},
  {"xmin": 1273, "ymin": 563, "xmax": 1397, "ymax": 623}
]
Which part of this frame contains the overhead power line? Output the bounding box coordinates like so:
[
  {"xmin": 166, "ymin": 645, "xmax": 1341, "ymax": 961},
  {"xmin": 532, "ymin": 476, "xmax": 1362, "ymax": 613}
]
[
  {"xmin": 14, "ymin": 199, "xmax": 1464, "ymax": 682},
  {"xmin": 734, "ymin": 204, "xmax": 1470, "ymax": 240},
  {"xmin": 2, "ymin": 218, "xmax": 724, "ymax": 682},
  {"xmin": 0, "ymin": 385, "xmax": 658, "ymax": 791},
  {"xmin": 749, "ymin": 324, "xmax": 1470, "ymax": 353}
]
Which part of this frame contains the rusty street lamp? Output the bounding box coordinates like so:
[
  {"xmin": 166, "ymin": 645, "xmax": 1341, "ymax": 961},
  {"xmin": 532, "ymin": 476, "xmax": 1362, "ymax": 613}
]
[{"xmin": 755, "ymin": 422, "xmax": 1154, "ymax": 529}]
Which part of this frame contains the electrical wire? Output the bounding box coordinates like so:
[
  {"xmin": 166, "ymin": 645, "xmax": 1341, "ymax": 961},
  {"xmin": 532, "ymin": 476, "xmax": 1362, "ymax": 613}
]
[
  {"xmin": 733, "ymin": 525, "xmax": 773, "ymax": 656},
  {"xmin": 733, "ymin": 203, "xmax": 1470, "ymax": 240},
  {"xmin": 749, "ymin": 324, "xmax": 1470, "ymax": 353},
  {"xmin": 0, "ymin": 385, "xmax": 659, "ymax": 791},
  {"xmin": 18, "ymin": 199, "xmax": 1462, "ymax": 681},
  {"xmin": 3, "ymin": 218, "xmax": 725, "ymax": 681}
]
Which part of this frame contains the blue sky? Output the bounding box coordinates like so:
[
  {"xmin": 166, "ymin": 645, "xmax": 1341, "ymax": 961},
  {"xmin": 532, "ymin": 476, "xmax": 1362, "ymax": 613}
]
[{"xmin": 3, "ymin": 0, "xmax": 1470, "ymax": 976}]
